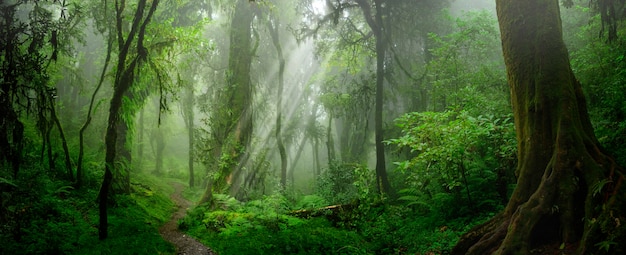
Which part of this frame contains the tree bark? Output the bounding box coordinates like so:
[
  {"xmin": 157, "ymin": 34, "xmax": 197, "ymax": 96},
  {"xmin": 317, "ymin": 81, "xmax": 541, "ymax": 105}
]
[
  {"xmin": 181, "ymin": 82, "xmax": 195, "ymax": 187},
  {"xmin": 98, "ymin": 0, "xmax": 159, "ymax": 240},
  {"xmin": 115, "ymin": 114, "xmax": 131, "ymax": 194},
  {"xmin": 77, "ymin": 32, "xmax": 113, "ymax": 189},
  {"xmin": 268, "ymin": 17, "xmax": 288, "ymax": 191},
  {"xmin": 200, "ymin": 0, "xmax": 255, "ymax": 205},
  {"xmin": 355, "ymin": 0, "xmax": 391, "ymax": 194},
  {"xmin": 50, "ymin": 97, "xmax": 73, "ymax": 181},
  {"xmin": 452, "ymin": 0, "xmax": 625, "ymax": 254},
  {"xmin": 326, "ymin": 114, "xmax": 336, "ymax": 164},
  {"xmin": 154, "ymin": 118, "xmax": 165, "ymax": 176}
]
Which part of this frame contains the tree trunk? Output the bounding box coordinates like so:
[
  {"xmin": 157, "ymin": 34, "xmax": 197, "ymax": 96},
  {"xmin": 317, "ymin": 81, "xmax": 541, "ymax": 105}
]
[
  {"xmin": 51, "ymin": 97, "xmax": 73, "ymax": 181},
  {"xmin": 313, "ymin": 137, "xmax": 321, "ymax": 179},
  {"xmin": 98, "ymin": 0, "xmax": 159, "ymax": 240},
  {"xmin": 154, "ymin": 119, "xmax": 165, "ymax": 176},
  {"xmin": 268, "ymin": 17, "xmax": 288, "ymax": 191},
  {"xmin": 452, "ymin": 0, "xmax": 625, "ymax": 254},
  {"xmin": 137, "ymin": 107, "xmax": 145, "ymax": 171},
  {"xmin": 182, "ymin": 83, "xmax": 195, "ymax": 187},
  {"xmin": 288, "ymin": 135, "xmax": 308, "ymax": 186},
  {"xmin": 326, "ymin": 114, "xmax": 336, "ymax": 164},
  {"xmin": 77, "ymin": 32, "xmax": 113, "ymax": 189},
  {"xmin": 115, "ymin": 115, "xmax": 131, "ymax": 194},
  {"xmin": 356, "ymin": 0, "xmax": 391, "ymax": 194},
  {"xmin": 199, "ymin": 0, "xmax": 255, "ymax": 206}
]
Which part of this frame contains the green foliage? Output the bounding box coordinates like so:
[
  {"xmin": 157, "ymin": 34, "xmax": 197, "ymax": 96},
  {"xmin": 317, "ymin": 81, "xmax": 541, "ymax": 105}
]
[
  {"xmin": 0, "ymin": 164, "xmax": 176, "ymax": 254},
  {"xmin": 316, "ymin": 162, "xmax": 375, "ymax": 204},
  {"xmin": 568, "ymin": 11, "xmax": 626, "ymax": 166},
  {"xmin": 388, "ymin": 109, "xmax": 516, "ymax": 218},
  {"xmin": 184, "ymin": 193, "xmax": 367, "ymax": 255},
  {"xmin": 426, "ymin": 10, "xmax": 508, "ymax": 114}
]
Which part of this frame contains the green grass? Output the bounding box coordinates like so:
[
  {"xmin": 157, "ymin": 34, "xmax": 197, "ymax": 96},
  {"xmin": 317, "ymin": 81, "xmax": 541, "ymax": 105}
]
[
  {"xmin": 185, "ymin": 211, "xmax": 368, "ymax": 255},
  {"xmin": 0, "ymin": 166, "xmax": 178, "ymax": 255},
  {"xmin": 73, "ymin": 174, "xmax": 177, "ymax": 255}
]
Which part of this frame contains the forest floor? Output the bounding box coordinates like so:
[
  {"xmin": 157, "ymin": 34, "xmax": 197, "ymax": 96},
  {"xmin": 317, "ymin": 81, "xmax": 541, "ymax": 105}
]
[{"xmin": 159, "ymin": 182, "xmax": 215, "ymax": 255}]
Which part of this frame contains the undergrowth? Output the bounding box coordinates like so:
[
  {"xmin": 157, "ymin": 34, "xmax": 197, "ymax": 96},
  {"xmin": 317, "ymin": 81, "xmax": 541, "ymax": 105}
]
[
  {"xmin": 181, "ymin": 188, "xmax": 496, "ymax": 255},
  {"xmin": 0, "ymin": 163, "xmax": 176, "ymax": 255}
]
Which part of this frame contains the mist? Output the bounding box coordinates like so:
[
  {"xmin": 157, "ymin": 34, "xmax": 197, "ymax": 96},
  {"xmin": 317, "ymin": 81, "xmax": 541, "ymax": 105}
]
[{"xmin": 2, "ymin": 0, "xmax": 623, "ymax": 254}]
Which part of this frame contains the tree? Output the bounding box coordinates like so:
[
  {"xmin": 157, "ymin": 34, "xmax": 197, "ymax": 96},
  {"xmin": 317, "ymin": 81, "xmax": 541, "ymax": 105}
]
[
  {"xmin": 0, "ymin": 0, "xmax": 81, "ymax": 179},
  {"xmin": 180, "ymin": 77, "xmax": 195, "ymax": 187},
  {"xmin": 98, "ymin": 0, "xmax": 159, "ymax": 240},
  {"xmin": 200, "ymin": 0, "xmax": 256, "ymax": 205},
  {"xmin": 267, "ymin": 13, "xmax": 289, "ymax": 190},
  {"xmin": 452, "ymin": 0, "xmax": 625, "ymax": 254},
  {"xmin": 354, "ymin": 0, "xmax": 391, "ymax": 194}
]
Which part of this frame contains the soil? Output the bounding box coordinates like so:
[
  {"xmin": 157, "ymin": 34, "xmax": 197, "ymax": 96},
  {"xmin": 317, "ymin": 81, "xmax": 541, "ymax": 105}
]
[{"xmin": 159, "ymin": 182, "xmax": 215, "ymax": 255}]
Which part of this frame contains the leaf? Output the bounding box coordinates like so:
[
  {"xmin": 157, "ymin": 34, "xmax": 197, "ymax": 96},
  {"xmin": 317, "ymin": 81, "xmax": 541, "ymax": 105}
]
[
  {"xmin": 0, "ymin": 177, "xmax": 18, "ymax": 188},
  {"xmin": 592, "ymin": 179, "xmax": 612, "ymax": 197}
]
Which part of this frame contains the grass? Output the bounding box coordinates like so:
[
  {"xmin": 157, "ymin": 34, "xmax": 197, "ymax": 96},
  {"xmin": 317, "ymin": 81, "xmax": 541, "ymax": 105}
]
[{"xmin": 0, "ymin": 165, "xmax": 178, "ymax": 255}]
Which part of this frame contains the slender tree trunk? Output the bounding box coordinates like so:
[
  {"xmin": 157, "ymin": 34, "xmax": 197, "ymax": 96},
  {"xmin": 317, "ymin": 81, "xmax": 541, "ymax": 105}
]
[
  {"xmin": 326, "ymin": 114, "xmax": 336, "ymax": 164},
  {"xmin": 313, "ymin": 137, "xmax": 321, "ymax": 179},
  {"xmin": 51, "ymin": 99, "xmax": 73, "ymax": 181},
  {"xmin": 154, "ymin": 124, "xmax": 165, "ymax": 175},
  {"xmin": 452, "ymin": 0, "xmax": 625, "ymax": 254},
  {"xmin": 356, "ymin": 0, "xmax": 391, "ymax": 194},
  {"xmin": 268, "ymin": 18, "xmax": 288, "ymax": 190},
  {"xmin": 98, "ymin": 0, "xmax": 159, "ymax": 240},
  {"xmin": 288, "ymin": 136, "xmax": 308, "ymax": 186},
  {"xmin": 77, "ymin": 33, "xmax": 113, "ymax": 189},
  {"xmin": 183, "ymin": 84, "xmax": 195, "ymax": 187},
  {"xmin": 137, "ymin": 107, "xmax": 145, "ymax": 170},
  {"xmin": 46, "ymin": 121, "xmax": 54, "ymax": 172}
]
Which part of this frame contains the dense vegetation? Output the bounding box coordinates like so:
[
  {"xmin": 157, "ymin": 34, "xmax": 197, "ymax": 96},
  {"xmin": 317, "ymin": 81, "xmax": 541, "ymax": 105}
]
[{"xmin": 0, "ymin": 0, "xmax": 624, "ymax": 254}]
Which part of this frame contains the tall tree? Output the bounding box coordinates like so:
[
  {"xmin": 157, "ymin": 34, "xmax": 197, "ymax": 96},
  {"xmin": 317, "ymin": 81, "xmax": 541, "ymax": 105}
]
[
  {"xmin": 0, "ymin": 0, "xmax": 80, "ymax": 179},
  {"xmin": 200, "ymin": 0, "xmax": 256, "ymax": 205},
  {"xmin": 98, "ymin": 0, "xmax": 159, "ymax": 240},
  {"xmin": 180, "ymin": 78, "xmax": 195, "ymax": 187},
  {"xmin": 354, "ymin": 0, "xmax": 391, "ymax": 194},
  {"xmin": 452, "ymin": 0, "xmax": 625, "ymax": 254},
  {"xmin": 267, "ymin": 15, "xmax": 289, "ymax": 190}
]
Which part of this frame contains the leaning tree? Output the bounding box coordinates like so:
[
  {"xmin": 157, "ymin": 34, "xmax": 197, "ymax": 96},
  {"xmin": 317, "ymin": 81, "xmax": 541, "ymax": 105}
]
[{"xmin": 452, "ymin": 0, "xmax": 625, "ymax": 254}]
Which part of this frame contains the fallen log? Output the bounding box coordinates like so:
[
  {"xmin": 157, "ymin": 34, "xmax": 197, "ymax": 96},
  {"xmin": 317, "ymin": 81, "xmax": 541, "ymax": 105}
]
[{"xmin": 288, "ymin": 203, "xmax": 356, "ymax": 221}]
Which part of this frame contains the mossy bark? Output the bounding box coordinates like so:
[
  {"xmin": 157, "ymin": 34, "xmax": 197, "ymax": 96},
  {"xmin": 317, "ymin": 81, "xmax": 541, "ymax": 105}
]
[
  {"xmin": 200, "ymin": 0, "xmax": 255, "ymax": 206},
  {"xmin": 452, "ymin": 0, "xmax": 625, "ymax": 254}
]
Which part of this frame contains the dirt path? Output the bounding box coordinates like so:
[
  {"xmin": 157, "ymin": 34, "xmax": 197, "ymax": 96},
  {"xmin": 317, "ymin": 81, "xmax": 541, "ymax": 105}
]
[{"xmin": 159, "ymin": 182, "xmax": 215, "ymax": 255}]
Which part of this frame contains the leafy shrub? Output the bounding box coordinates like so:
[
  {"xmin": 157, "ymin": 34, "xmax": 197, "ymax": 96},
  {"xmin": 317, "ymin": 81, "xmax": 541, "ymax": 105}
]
[
  {"xmin": 316, "ymin": 162, "xmax": 375, "ymax": 205},
  {"xmin": 185, "ymin": 204, "xmax": 367, "ymax": 254},
  {"xmin": 388, "ymin": 110, "xmax": 516, "ymax": 219}
]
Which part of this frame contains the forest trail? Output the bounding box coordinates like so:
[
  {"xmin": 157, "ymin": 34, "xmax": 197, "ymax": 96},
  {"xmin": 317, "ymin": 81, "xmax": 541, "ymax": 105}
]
[{"xmin": 159, "ymin": 182, "xmax": 215, "ymax": 255}]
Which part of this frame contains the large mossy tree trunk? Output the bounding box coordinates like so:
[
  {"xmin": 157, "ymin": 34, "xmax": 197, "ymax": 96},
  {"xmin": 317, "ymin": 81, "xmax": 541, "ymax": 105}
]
[
  {"xmin": 199, "ymin": 0, "xmax": 255, "ymax": 206},
  {"xmin": 452, "ymin": 0, "xmax": 625, "ymax": 254},
  {"xmin": 114, "ymin": 113, "xmax": 132, "ymax": 194}
]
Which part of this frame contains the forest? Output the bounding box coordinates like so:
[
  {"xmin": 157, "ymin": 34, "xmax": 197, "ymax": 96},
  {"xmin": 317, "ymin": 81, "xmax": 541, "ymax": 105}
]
[{"xmin": 1, "ymin": 0, "xmax": 625, "ymax": 254}]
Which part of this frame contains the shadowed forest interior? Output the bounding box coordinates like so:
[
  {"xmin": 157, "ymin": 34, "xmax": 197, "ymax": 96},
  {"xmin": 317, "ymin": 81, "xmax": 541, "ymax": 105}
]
[{"xmin": 1, "ymin": 0, "xmax": 625, "ymax": 254}]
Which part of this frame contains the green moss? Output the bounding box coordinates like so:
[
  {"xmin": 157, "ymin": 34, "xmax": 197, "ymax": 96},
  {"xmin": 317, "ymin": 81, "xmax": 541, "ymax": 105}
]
[{"xmin": 0, "ymin": 166, "xmax": 177, "ymax": 255}]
